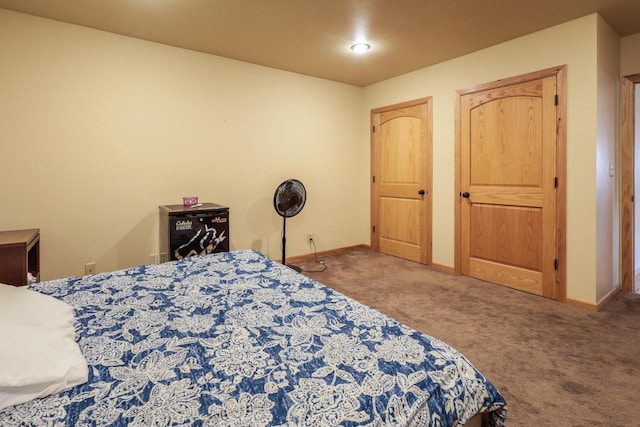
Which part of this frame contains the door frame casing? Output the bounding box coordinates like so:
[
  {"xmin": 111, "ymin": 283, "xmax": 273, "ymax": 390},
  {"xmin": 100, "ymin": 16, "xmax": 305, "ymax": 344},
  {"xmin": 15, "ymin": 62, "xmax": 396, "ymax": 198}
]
[
  {"xmin": 454, "ymin": 65, "xmax": 567, "ymax": 301},
  {"xmin": 370, "ymin": 97, "xmax": 433, "ymax": 265},
  {"xmin": 620, "ymin": 73, "xmax": 640, "ymax": 292}
]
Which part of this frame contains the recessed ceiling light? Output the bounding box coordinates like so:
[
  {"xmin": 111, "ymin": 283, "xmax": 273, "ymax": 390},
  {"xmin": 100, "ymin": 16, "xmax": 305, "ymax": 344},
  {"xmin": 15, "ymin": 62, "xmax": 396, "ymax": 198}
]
[{"xmin": 350, "ymin": 43, "xmax": 371, "ymax": 54}]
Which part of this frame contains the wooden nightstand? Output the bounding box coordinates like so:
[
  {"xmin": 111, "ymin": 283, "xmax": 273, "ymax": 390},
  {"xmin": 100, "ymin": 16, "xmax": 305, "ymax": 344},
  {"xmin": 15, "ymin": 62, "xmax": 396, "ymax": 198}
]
[{"xmin": 0, "ymin": 229, "xmax": 40, "ymax": 286}]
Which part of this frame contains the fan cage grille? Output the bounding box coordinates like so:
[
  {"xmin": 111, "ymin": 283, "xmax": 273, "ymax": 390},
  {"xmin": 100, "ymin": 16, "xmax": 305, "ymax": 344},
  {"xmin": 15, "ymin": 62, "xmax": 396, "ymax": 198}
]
[{"xmin": 274, "ymin": 179, "xmax": 306, "ymax": 218}]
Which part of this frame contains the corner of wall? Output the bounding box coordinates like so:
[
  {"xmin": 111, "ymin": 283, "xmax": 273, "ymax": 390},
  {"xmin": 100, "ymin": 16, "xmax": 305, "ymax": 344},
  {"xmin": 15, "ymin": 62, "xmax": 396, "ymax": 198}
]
[{"xmin": 594, "ymin": 14, "xmax": 621, "ymax": 302}]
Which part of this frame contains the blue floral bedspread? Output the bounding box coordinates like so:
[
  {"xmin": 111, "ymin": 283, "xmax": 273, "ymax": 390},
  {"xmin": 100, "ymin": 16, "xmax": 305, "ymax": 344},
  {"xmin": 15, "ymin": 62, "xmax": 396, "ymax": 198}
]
[{"xmin": 1, "ymin": 250, "xmax": 507, "ymax": 426}]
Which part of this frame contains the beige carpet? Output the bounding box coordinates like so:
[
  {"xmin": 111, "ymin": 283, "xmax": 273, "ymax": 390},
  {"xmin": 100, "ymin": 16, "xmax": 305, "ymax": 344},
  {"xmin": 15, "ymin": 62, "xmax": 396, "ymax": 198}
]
[{"xmin": 297, "ymin": 248, "xmax": 640, "ymax": 427}]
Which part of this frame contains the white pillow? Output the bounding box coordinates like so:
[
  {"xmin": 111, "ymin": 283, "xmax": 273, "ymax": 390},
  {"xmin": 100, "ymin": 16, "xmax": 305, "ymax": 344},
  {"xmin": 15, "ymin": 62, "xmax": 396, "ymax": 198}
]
[{"xmin": 0, "ymin": 284, "xmax": 88, "ymax": 410}]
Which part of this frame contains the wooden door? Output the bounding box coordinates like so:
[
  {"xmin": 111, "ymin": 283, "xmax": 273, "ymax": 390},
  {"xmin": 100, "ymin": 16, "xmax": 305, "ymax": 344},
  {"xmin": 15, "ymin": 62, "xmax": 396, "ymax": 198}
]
[
  {"xmin": 371, "ymin": 98, "xmax": 431, "ymax": 264},
  {"xmin": 459, "ymin": 77, "xmax": 557, "ymax": 297},
  {"xmin": 620, "ymin": 74, "xmax": 640, "ymax": 293}
]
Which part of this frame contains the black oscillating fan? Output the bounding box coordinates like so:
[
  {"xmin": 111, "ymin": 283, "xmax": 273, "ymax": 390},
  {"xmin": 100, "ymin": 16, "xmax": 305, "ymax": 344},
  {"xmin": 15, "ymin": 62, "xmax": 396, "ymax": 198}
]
[{"xmin": 273, "ymin": 179, "xmax": 306, "ymax": 272}]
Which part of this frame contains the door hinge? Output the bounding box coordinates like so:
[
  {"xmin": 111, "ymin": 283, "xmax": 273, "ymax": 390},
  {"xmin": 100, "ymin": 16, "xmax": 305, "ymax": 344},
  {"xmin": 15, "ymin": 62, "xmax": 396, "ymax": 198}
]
[
  {"xmin": 554, "ymin": 259, "xmax": 558, "ymax": 270},
  {"xmin": 554, "ymin": 177, "xmax": 558, "ymax": 188},
  {"xmin": 554, "ymin": 94, "xmax": 558, "ymax": 106},
  {"xmin": 372, "ymin": 225, "xmax": 376, "ymax": 233},
  {"xmin": 373, "ymin": 176, "xmax": 376, "ymax": 183},
  {"xmin": 372, "ymin": 125, "xmax": 376, "ymax": 133}
]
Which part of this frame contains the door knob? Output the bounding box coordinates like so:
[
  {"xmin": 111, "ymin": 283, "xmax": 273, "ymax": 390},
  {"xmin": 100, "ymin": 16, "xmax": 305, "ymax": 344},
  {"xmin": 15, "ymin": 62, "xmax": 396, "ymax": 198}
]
[
  {"xmin": 461, "ymin": 192, "xmax": 470, "ymax": 198},
  {"xmin": 418, "ymin": 189, "xmax": 426, "ymax": 195}
]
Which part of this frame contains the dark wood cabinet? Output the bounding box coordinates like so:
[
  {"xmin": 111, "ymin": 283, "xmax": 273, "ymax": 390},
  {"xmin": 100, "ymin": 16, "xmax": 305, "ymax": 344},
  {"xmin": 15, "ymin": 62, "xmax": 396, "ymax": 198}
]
[{"xmin": 0, "ymin": 229, "xmax": 40, "ymax": 286}]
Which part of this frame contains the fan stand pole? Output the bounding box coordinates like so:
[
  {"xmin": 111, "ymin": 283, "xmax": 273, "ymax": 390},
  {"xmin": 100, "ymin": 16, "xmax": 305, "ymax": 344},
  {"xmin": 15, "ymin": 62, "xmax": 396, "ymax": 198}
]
[
  {"xmin": 281, "ymin": 216, "xmax": 301, "ymax": 273},
  {"xmin": 281, "ymin": 216, "xmax": 287, "ymax": 265}
]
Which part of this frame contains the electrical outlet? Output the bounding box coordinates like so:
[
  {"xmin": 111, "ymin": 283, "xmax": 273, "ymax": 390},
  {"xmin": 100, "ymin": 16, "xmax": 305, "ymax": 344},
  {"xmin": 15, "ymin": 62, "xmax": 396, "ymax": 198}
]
[
  {"xmin": 85, "ymin": 262, "xmax": 96, "ymax": 275},
  {"xmin": 150, "ymin": 253, "xmax": 159, "ymax": 264}
]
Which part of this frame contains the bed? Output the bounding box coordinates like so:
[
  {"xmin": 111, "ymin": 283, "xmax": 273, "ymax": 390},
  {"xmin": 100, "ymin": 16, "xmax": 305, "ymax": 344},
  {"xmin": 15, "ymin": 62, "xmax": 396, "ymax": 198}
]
[{"xmin": 0, "ymin": 250, "xmax": 507, "ymax": 426}]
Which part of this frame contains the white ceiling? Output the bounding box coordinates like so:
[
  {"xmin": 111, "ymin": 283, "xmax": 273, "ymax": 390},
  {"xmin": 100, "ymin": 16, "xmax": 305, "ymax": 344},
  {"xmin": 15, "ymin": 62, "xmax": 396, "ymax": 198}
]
[{"xmin": 1, "ymin": 0, "xmax": 639, "ymax": 87}]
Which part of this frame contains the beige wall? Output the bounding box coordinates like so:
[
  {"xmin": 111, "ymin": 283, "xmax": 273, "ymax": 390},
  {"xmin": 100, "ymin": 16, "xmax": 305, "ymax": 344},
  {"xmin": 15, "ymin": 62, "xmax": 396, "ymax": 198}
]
[
  {"xmin": 363, "ymin": 14, "xmax": 601, "ymax": 303},
  {"xmin": 595, "ymin": 16, "xmax": 620, "ymax": 302},
  {"xmin": 0, "ymin": 9, "xmax": 369, "ymax": 280},
  {"xmin": 621, "ymin": 33, "xmax": 640, "ymax": 76}
]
